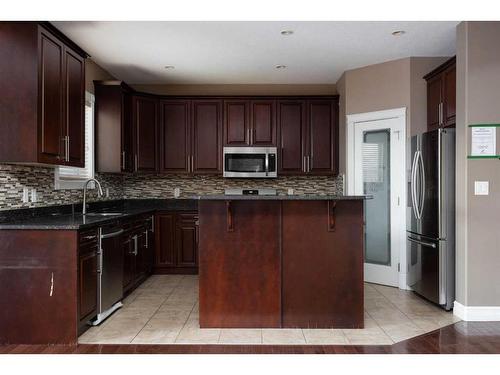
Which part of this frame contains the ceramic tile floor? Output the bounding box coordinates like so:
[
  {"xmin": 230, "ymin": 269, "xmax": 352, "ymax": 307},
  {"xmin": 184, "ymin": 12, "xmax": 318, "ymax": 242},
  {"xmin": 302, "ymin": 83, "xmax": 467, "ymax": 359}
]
[{"xmin": 78, "ymin": 275, "xmax": 461, "ymax": 345}]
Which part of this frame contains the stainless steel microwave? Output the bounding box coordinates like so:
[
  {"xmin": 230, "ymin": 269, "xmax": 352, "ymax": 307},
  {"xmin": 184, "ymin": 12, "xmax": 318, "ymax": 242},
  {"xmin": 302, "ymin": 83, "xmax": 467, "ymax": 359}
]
[{"xmin": 223, "ymin": 147, "xmax": 277, "ymax": 178}]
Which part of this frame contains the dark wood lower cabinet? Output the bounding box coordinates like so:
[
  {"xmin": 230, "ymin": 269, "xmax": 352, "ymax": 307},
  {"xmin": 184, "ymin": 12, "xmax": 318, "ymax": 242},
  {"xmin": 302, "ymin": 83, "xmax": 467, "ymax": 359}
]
[
  {"xmin": 199, "ymin": 201, "xmax": 281, "ymax": 328},
  {"xmin": 154, "ymin": 211, "xmax": 199, "ymax": 274},
  {"xmin": 0, "ymin": 230, "xmax": 78, "ymax": 345},
  {"xmin": 77, "ymin": 228, "xmax": 99, "ymax": 332},
  {"xmin": 282, "ymin": 200, "xmax": 364, "ymax": 328},
  {"xmin": 198, "ymin": 199, "xmax": 365, "ymax": 329}
]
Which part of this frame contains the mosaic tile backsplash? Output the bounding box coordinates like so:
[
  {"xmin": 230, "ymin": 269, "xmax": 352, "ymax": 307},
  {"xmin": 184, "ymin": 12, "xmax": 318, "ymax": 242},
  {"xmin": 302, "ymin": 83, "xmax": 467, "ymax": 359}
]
[
  {"xmin": 123, "ymin": 173, "xmax": 344, "ymax": 199},
  {"xmin": 0, "ymin": 164, "xmax": 123, "ymax": 211},
  {"xmin": 0, "ymin": 164, "xmax": 344, "ymax": 211}
]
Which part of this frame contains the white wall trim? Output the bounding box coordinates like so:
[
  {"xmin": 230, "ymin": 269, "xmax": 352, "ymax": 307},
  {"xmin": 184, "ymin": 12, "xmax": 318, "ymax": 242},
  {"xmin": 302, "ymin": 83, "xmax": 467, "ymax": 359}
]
[
  {"xmin": 346, "ymin": 107, "xmax": 407, "ymax": 290},
  {"xmin": 454, "ymin": 301, "xmax": 500, "ymax": 321},
  {"xmin": 346, "ymin": 107, "xmax": 407, "ymax": 193}
]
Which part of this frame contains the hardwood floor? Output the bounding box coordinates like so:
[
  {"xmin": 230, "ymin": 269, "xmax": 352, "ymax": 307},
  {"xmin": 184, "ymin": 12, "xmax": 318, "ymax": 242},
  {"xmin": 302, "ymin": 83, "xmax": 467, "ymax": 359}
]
[{"xmin": 1, "ymin": 321, "xmax": 500, "ymax": 354}]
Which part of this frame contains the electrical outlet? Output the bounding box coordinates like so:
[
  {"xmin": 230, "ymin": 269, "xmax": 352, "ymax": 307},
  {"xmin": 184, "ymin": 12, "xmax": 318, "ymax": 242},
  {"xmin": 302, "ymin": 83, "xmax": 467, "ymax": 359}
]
[
  {"xmin": 22, "ymin": 187, "xmax": 29, "ymax": 203},
  {"xmin": 31, "ymin": 188, "xmax": 37, "ymax": 203},
  {"xmin": 174, "ymin": 187, "xmax": 181, "ymax": 198},
  {"xmin": 474, "ymin": 181, "xmax": 489, "ymax": 196}
]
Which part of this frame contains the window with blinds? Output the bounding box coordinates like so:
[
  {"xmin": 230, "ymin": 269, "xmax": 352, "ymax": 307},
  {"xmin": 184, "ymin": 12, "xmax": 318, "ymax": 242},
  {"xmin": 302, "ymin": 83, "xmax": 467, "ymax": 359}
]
[{"xmin": 54, "ymin": 92, "xmax": 95, "ymax": 189}]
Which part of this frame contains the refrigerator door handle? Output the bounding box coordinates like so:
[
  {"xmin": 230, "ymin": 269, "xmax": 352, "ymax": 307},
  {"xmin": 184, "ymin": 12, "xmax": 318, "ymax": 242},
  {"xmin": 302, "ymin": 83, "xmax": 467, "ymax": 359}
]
[
  {"xmin": 410, "ymin": 151, "xmax": 419, "ymax": 219},
  {"xmin": 407, "ymin": 236, "xmax": 436, "ymax": 248},
  {"xmin": 418, "ymin": 150, "xmax": 425, "ymax": 219},
  {"xmin": 439, "ymin": 243, "xmax": 446, "ymax": 305}
]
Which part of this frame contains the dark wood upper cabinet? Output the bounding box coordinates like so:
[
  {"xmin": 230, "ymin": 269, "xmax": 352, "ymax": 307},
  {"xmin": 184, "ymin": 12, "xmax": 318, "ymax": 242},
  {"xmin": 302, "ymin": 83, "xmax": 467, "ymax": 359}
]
[
  {"xmin": 0, "ymin": 22, "xmax": 87, "ymax": 167},
  {"xmin": 277, "ymin": 100, "xmax": 307, "ymax": 174},
  {"xmin": 307, "ymin": 100, "xmax": 338, "ymax": 175},
  {"xmin": 94, "ymin": 81, "xmax": 134, "ymax": 173},
  {"xmin": 224, "ymin": 100, "xmax": 250, "ymax": 145},
  {"xmin": 160, "ymin": 100, "xmax": 190, "ymax": 173},
  {"xmin": 64, "ymin": 47, "xmax": 85, "ymax": 167},
  {"xmin": 39, "ymin": 29, "xmax": 65, "ymax": 164},
  {"xmin": 133, "ymin": 96, "xmax": 159, "ymax": 172},
  {"xmin": 192, "ymin": 100, "xmax": 223, "ymax": 174},
  {"xmin": 424, "ymin": 57, "xmax": 456, "ymax": 131},
  {"xmin": 443, "ymin": 65, "xmax": 456, "ymax": 127},
  {"xmin": 250, "ymin": 100, "xmax": 276, "ymax": 146},
  {"xmin": 278, "ymin": 98, "xmax": 338, "ymax": 176}
]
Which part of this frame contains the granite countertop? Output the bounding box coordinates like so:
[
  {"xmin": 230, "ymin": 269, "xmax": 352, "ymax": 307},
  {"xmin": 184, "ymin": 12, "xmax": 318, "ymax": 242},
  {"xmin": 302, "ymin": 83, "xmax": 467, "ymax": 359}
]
[
  {"xmin": 0, "ymin": 199, "xmax": 198, "ymax": 230},
  {"xmin": 195, "ymin": 194, "xmax": 370, "ymax": 200},
  {"xmin": 0, "ymin": 195, "xmax": 369, "ymax": 230}
]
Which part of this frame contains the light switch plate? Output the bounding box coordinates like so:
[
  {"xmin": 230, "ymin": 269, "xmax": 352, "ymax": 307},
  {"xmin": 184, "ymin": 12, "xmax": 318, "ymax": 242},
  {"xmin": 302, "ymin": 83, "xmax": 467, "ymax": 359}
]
[{"xmin": 474, "ymin": 181, "xmax": 489, "ymax": 195}]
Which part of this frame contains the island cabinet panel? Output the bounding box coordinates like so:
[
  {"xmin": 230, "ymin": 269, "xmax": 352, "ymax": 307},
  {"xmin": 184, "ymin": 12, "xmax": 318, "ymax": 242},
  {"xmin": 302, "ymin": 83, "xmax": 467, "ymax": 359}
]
[
  {"xmin": 282, "ymin": 200, "xmax": 364, "ymax": 328},
  {"xmin": 154, "ymin": 212, "xmax": 177, "ymax": 269},
  {"xmin": 0, "ymin": 230, "xmax": 78, "ymax": 344},
  {"xmin": 198, "ymin": 200, "xmax": 281, "ymax": 328}
]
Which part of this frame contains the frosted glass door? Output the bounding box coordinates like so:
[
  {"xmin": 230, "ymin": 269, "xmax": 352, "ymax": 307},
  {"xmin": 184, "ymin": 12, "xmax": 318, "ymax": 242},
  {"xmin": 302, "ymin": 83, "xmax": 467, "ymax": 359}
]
[
  {"xmin": 351, "ymin": 114, "xmax": 405, "ymax": 288},
  {"xmin": 363, "ymin": 130, "xmax": 391, "ymax": 265}
]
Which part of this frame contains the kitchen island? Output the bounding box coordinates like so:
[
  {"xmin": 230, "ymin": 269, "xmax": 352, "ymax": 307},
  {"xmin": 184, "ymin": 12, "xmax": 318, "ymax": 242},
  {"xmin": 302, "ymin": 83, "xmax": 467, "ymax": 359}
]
[{"xmin": 197, "ymin": 195, "xmax": 368, "ymax": 329}]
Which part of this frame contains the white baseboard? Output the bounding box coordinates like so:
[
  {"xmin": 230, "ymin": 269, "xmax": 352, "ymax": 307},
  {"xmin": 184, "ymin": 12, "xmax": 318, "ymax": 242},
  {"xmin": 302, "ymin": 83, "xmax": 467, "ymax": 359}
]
[{"xmin": 453, "ymin": 301, "xmax": 500, "ymax": 321}]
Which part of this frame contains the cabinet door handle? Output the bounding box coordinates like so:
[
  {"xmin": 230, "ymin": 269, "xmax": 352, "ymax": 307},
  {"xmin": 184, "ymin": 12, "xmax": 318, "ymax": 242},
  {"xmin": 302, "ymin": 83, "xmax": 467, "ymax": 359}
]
[
  {"xmin": 134, "ymin": 154, "xmax": 138, "ymax": 172},
  {"xmin": 191, "ymin": 155, "xmax": 194, "ymax": 173},
  {"xmin": 122, "ymin": 151, "xmax": 126, "ymax": 170},
  {"xmin": 144, "ymin": 230, "xmax": 148, "ymax": 248},
  {"xmin": 327, "ymin": 200, "xmax": 336, "ymax": 232},
  {"xmin": 226, "ymin": 201, "xmax": 234, "ymax": 232},
  {"xmin": 307, "ymin": 155, "xmax": 311, "ymax": 173},
  {"xmin": 133, "ymin": 235, "xmax": 138, "ymax": 255},
  {"xmin": 66, "ymin": 136, "xmax": 70, "ymax": 162},
  {"xmin": 303, "ymin": 156, "xmax": 306, "ymax": 173}
]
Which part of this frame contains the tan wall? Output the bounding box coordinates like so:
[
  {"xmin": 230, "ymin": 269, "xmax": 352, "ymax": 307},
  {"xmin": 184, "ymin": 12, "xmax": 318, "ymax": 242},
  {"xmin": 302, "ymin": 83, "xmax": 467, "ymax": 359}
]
[
  {"xmin": 85, "ymin": 59, "xmax": 115, "ymax": 94},
  {"xmin": 336, "ymin": 57, "xmax": 447, "ymax": 174},
  {"xmin": 456, "ymin": 21, "xmax": 500, "ymax": 307},
  {"xmin": 131, "ymin": 84, "xmax": 337, "ymax": 96}
]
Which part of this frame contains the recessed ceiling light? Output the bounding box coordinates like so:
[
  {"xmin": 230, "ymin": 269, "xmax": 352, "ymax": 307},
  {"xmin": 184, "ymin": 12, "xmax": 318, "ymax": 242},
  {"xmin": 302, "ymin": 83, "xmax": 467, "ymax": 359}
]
[
  {"xmin": 391, "ymin": 30, "xmax": 406, "ymax": 36},
  {"xmin": 164, "ymin": 65, "xmax": 175, "ymax": 69},
  {"xmin": 275, "ymin": 65, "xmax": 287, "ymax": 69},
  {"xmin": 280, "ymin": 30, "xmax": 294, "ymax": 36}
]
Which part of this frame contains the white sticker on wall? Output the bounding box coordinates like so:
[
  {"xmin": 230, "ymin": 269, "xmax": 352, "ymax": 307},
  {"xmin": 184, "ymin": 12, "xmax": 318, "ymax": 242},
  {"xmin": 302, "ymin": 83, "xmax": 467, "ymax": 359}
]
[{"xmin": 471, "ymin": 127, "xmax": 496, "ymax": 156}]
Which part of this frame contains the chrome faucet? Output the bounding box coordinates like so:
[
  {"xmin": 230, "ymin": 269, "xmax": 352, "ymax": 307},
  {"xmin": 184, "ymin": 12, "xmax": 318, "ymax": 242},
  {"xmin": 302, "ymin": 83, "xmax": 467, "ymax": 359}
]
[{"xmin": 82, "ymin": 178, "xmax": 104, "ymax": 215}]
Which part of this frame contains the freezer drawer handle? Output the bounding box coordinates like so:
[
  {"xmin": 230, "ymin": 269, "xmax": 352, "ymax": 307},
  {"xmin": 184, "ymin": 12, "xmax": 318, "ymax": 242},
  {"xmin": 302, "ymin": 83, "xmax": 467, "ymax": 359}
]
[{"xmin": 407, "ymin": 236, "xmax": 436, "ymax": 248}]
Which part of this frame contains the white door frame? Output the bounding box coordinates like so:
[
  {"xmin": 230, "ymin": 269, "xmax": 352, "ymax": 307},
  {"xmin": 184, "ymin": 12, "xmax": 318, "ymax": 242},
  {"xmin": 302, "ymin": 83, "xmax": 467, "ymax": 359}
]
[{"xmin": 346, "ymin": 107, "xmax": 408, "ymax": 290}]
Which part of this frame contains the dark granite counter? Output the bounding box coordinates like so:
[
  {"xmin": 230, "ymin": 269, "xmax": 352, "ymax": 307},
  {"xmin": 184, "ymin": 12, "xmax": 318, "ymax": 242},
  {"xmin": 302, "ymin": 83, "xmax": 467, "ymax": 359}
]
[
  {"xmin": 0, "ymin": 199, "xmax": 198, "ymax": 230},
  {"xmin": 195, "ymin": 194, "xmax": 370, "ymax": 201}
]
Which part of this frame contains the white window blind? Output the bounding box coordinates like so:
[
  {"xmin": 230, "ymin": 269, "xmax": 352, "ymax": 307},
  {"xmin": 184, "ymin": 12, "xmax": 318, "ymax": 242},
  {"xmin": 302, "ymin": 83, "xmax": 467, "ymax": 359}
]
[{"xmin": 54, "ymin": 92, "xmax": 95, "ymax": 189}]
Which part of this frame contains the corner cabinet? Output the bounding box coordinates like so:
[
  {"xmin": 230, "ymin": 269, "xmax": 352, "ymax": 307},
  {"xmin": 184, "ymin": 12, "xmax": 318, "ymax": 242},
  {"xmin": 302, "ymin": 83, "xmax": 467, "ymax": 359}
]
[
  {"xmin": 0, "ymin": 22, "xmax": 87, "ymax": 167},
  {"xmin": 424, "ymin": 57, "xmax": 456, "ymax": 131},
  {"xmin": 94, "ymin": 81, "xmax": 134, "ymax": 172}
]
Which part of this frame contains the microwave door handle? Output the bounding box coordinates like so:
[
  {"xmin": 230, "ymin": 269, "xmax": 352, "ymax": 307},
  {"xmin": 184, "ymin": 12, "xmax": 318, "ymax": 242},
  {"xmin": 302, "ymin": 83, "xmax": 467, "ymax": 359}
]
[{"xmin": 265, "ymin": 153, "xmax": 269, "ymax": 176}]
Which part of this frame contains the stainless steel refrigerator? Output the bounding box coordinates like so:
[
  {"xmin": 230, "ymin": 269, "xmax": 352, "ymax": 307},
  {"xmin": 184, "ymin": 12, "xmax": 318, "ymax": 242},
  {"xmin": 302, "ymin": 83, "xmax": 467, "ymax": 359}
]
[{"xmin": 407, "ymin": 128, "xmax": 455, "ymax": 310}]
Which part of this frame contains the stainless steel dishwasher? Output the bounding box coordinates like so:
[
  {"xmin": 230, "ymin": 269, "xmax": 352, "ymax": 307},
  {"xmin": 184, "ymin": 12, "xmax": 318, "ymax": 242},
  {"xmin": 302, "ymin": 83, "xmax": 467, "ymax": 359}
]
[{"xmin": 92, "ymin": 224, "xmax": 124, "ymax": 325}]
